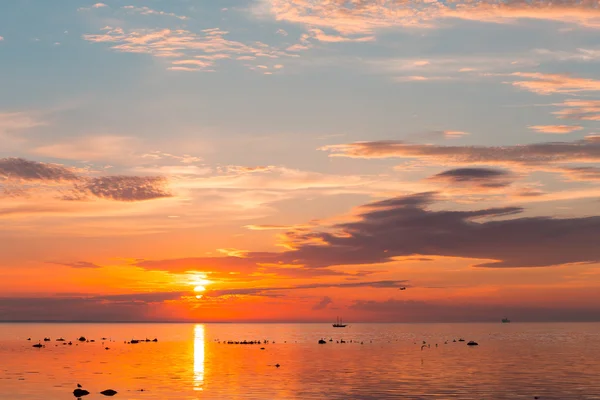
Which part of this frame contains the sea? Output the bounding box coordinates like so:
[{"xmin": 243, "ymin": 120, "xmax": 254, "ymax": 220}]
[{"xmin": 0, "ymin": 322, "xmax": 599, "ymax": 399}]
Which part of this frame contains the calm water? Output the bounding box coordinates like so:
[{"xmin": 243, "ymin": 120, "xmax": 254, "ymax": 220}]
[{"xmin": 1, "ymin": 323, "xmax": 599, "ymax": 399}]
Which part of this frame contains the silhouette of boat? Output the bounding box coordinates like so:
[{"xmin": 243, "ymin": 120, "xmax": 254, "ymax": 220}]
[
  {"xmin": 502, "ymin": 317, "xmax": 511, "ymax": 323},
  {"xmin": 332, "ymin": 317, "xmax": 347, "ymax": 328}
]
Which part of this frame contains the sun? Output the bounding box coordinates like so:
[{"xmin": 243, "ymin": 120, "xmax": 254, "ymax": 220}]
[{"xmin": 194, "ymin": 285, "xmax": 206, "ymax": 293}]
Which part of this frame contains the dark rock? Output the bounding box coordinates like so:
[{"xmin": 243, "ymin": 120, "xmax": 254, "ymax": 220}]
[
  {"xmin": 73, "ymin": 388, "xmax": 90, "ymax": 397},
  {"xmin": 78, "ymin": 337, "xmax": 86, "ymax": 342},
  {"xmin": 467, "ymin": 341, "xmax": 479, "ymax": 346},
  {"xmin": 100, "ymin": 389, "xmax": 118, "ymax": 396}
]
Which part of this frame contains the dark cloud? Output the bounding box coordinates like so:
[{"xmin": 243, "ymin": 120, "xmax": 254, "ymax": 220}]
[
  {"xmin": 430, "ymin": 167, "xmax": 514, "ymax": 188},
  {"xmin": 0, "ymin": 158, "xmax": 79, "ymax": 182},
  {"xmin": 349, "ymin": 298, "xmax": 600, "ymax": 323},
  {"xmin": 134, "ymin": 192, "xmax": 600, "ymax": 270},
  {"xmin": 277, "ymin": 192, "xmax": 600, "ymax": 268},
  {"xmin": 312, "ymin": 296, "xmax": 333, "ymax": 310},
  {"xmin": 49, "ymin": 261, "xmax": 103, "ymax": 269},
  {"xmin": 0, "ymin": 291, "xmax": 186, "ymax": 321},
  {"xmin": 72, "ymin": 176, "xmax": 172, "ymax": 202},
  {"xmin": 206, "ymin": 280, "xmax": 408, "ymax": 298},
  {"xmin": 0, "ymin": 158, "xmax": 173, "ymax": 202},
  {"xmin": 560, "ymin": 166, "xmax": 600, "ymax": 181},
  {"xmin": 135, "ymin": 256, "xmax": 261, "ymax": 274},
  {"xmin": 321, "ymin": 136, "xmax": 600, "ymax": 166},
  {"xmin": 133, "ymin": 257, "xmax": 379, "ymax": 279}
]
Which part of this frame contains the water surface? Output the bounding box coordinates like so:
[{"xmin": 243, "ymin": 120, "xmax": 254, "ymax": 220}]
[{"xmin": 1, "ymin": 323, "xmax": 599, "ymax": 399}]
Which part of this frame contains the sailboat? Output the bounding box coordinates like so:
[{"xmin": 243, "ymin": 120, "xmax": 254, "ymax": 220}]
[{"xmin": 332, "ymin": 317, "xmax": 347, "ymax": 328}]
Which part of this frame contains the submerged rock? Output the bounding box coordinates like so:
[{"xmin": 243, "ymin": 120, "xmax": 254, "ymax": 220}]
[
  {"xmin": 467, "ymin": 341, "xmax": 479, "ymax": 346},
  {"xmin": 73, "ymin": 388, "xmax": 90, "ymax": 397},
  {"xmin": 100, "ymin": 389, "xmax": 118, "ymax": 396}
]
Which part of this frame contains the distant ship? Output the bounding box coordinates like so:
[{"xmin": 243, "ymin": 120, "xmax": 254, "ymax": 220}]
[
  {"xmin": 502, "ymin": 317, "xmax": 511, "ymax": 323},
  {"xmin": 332, "ymin": 317, "xmax": 347, "ymax": 328}
]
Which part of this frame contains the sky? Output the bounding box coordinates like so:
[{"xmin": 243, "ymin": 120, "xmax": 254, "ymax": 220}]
[{"xmin": 1, "ymin": 0, "xmax": 600, "ymax": 322}]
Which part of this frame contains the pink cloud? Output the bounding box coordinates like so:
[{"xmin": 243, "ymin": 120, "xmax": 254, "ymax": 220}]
[
  {"xmin": 510, "ymin": 72, "xmax": 600, "ymax": 95},
  {"xmin": 529, "ymin": 125, "xmax": 584, "ymax": 134}
]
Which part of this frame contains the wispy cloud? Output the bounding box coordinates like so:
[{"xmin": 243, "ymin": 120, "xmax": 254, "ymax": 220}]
[
  {"xmin": 0, "ymin": 158, "xmax": 79, "ymax": 182},
  {"xmin": 0, "ymin": 112, "xmax": 46, "ymax": 137},
  {"xmin": 69, "ymin": 176, "xmax": 172, "ymax": 202},
  {"xmin": 429, "ymin": 168, "xmax": 515, "ymax": 189},
  {"xmin": 262, "ymin": 0, "xmax": 600, "ymax": 36},
  {"xmin": 312, "ymin": 296, "xmax": 332, "ymax": 310},
  {"xmin": 510, "ymin": 72, "xmax": 600, "ymax": 95},
  {"xmin": 552, "ymin": 100, "xmax": 600, "ymax": 121},
  {"xmin": 122, "ymin": 6, "xmax": 188, "ymax": 20},
  {"xmin": 49, "ymin": 261, "xmax": 103, "ymax": 269},
  {"xmin": 83, "ymin": 27, "xmax": 290, "ymax": 71},
  {"xmin": 320, "ymin": 136, "xmax": 600, "ymax": 167},
  {"xmin": 529, "ymin": 125, "xmax": 584, "ymax": 134}
]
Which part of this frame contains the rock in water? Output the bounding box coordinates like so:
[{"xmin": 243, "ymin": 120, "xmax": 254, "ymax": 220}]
[
  {"xmin": 100, "ymin": 389, "xmax": 118, "ymax": 396},
  {"xmin": 73, "ymin": 388, "xmax": 90, "ymax": 397}
]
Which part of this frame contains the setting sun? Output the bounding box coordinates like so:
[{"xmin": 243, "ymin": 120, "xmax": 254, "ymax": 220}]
[{"xmin": 194, "ymin": 286, "xmax": 206, "ymax": 293}]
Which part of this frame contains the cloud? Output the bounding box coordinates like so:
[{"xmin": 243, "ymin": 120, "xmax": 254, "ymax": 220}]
[
  {"xmin": 312, "ymin": 296, "xmax": 332, "ymax": 310},
  {"xmin": 529, "ymin": 125, "xmax": 584, "ymax": 134},
  {"xmin": 553, "ymin": 100, "xmax": 600, "ymax": 121},
  {"xmin": 308, "ymin": 28, "xmax": 375, "ymax": 43},
  {"xmin": 349, "ymin": 298, "xmax": 600, "ymax": 323},
  {"xmin": 429, "ymin": 167, "xmax": 514, "ymax": 188},
  {"xmin": 443, "ymin": 131, "xmax": 469, "ymax": 138},
  {"xmin": 49, "ymin": 261, "xmax": 103, "ymax": 269},
  {"xmin": 83, "ymin": 27, "xmax": 289, "ymax": 71},
  {"xmin": 262, "ymin": 0, "xmax": 600, "ymax": 35},
  {"xmin": 0, "ymin": 112, "xmax": 46, "ymax": 137},
  {"xmin": 558, "ymin": 167, "xmax": 600, "ymax": 182},
  {"xmin": 141, "ymin": 151, "xmax": 202, "ymax": 164},
  {"xmin": 275, "ymin": 192, "xmax": 600, "ymax": 268},
  {"xmin": 206, "ymin": 280, "xmax": 409, "ymax": 298},
  {"xmin": 134, "ymin": 192, "xmax": 600, "ymax": 270},
  {"xmin": 244, "ymin": 224, "xmax": 308, "ymax": 231},
  {"xmin": 533, "ymin": 48, "xmax": 600, "ymax": 62},
  {"xmin": 0, "ymin": 158, "xmax": 79, "ymax": 182},
  {"xmin": 320, "ymin": 136, "xmax": 600, "ymax": 166},
  {"xmin": 510, "ymin": 72, "xmax": 600, "ymax": 95},
  {"xmin": 0, "ymin": 291, "xmax": 187, "ymax": 321},
  {"xmin": 0, "ymin": 157, "xmax": 176, "ymax": 205},
  {"xmin": 32, "ymin": 135, "xmax": 138, "ymax": 162},
  {"xmin": 92, "ymin": 2, "xmax": 107, "ymax": 8},
  {"xmin": 121, "ymin": 6, "xmax": 187, "ymax": 20},
  {"xmin": 71, "ymin": 176, "xmax": 172, "ymax": 202}
]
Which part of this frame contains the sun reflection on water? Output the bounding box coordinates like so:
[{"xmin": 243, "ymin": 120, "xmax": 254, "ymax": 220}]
[{"xmin": 193, "ymin": 324, "xmax": 205, "ymax": 391}]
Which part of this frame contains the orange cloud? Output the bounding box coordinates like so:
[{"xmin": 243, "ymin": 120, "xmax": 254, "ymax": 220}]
[
  {"xmin": 510, "ymin": 72, "xmax": 600, "ymax": 95},
  {"xmin": 553, "ymin": 99, "xmax": 600, "ymax": 121},
  {"xmin": 529, "ymin": 125, "xmax": 584, "ymax": 134},
  {"xmin": 263, "ymin": 0, "xmax": 600, "ymax": 36},
  {"xmin": 320, "ymin": 136, "xmax": 600, "ymax": 166},
  {"xmin": 83, "ymin": 27, "xmax": 291, "ymax": 71}
]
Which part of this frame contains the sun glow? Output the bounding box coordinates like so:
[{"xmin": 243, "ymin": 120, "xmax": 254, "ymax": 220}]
[{"xmin": 194, "ymin": 285, "xmax": 206, "ymax": 292}]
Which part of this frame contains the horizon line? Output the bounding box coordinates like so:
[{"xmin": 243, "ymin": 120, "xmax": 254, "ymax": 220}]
[{"xmin": 2, "ymin": 320, "xmax": 600, "ymax": 324}]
